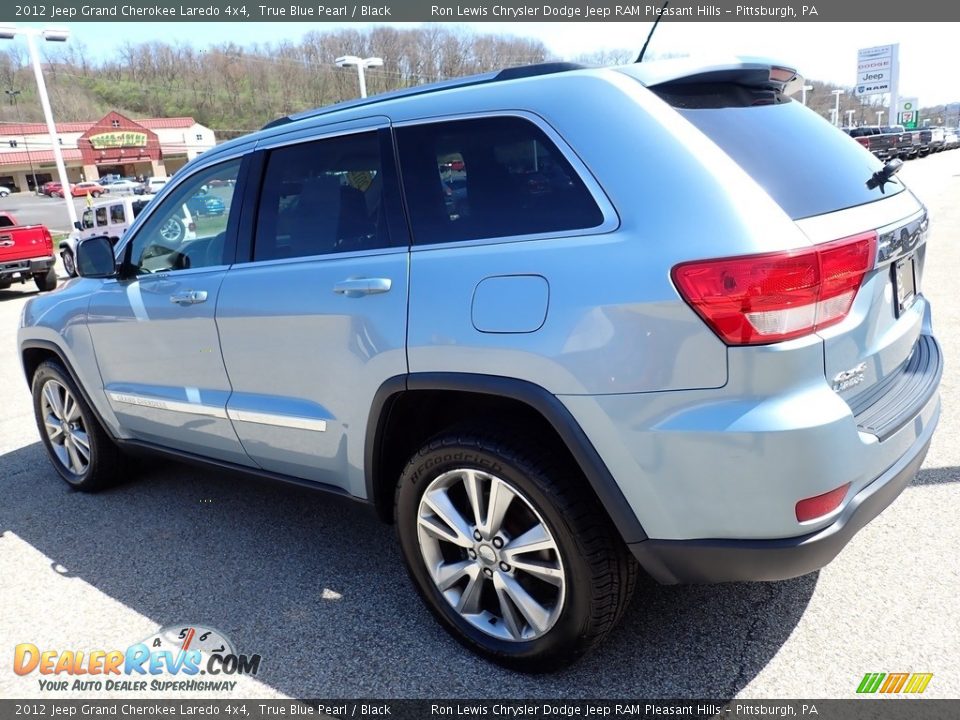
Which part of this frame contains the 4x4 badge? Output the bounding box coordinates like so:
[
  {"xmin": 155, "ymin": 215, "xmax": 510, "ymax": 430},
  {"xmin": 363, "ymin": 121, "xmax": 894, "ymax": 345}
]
[{"xmin": 833, "ymin": 363, "xmax": 867, "ymax": 392}]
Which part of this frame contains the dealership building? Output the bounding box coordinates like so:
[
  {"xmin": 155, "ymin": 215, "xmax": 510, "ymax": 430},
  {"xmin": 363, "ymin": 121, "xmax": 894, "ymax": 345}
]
[{"xmin": 0, "ymin": 111, "xmax": 216, "ymax": 192}]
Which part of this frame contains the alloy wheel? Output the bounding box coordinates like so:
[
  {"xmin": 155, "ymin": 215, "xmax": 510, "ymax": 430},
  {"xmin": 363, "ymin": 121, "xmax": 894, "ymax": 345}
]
[
  {"xmin": 416, "ymin": 468, "xmax": 566, "ymax": 642},
  {"xmin": 40, "ymin": 379, "xmax": 91, "ymax": 475}
]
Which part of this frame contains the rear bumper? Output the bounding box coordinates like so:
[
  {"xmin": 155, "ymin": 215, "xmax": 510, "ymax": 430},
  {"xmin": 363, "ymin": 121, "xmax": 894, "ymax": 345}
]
[
  {"xmin": 630, "ymin": 407, "xmax": 936, "ymax": 584},
  {"xmin": 0, "ymin": 256, "xmax": 54, "ymax": 280}
]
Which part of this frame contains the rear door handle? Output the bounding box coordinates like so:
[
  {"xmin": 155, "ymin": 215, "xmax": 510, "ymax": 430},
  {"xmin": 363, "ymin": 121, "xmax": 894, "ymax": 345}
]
[
  {"xmin": 333, "ymin": 277, "xmax": 392, "ymax": 298},
  {"xmin": 169, "ymin": 290, "xmax": 208, "ymax": 305}
]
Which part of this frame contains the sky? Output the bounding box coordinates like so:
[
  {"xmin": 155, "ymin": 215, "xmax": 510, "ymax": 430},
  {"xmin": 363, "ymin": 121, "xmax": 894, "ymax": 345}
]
[{"xmin": 13, "ymin": 21, "xmax": 959, "ymax": 106}]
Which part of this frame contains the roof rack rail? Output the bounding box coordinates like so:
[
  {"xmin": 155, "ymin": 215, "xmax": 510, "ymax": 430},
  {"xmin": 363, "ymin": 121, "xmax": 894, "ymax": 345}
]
[{"xmin": 260, "ymin": 62, "xmax": 588, "ymax": 131}]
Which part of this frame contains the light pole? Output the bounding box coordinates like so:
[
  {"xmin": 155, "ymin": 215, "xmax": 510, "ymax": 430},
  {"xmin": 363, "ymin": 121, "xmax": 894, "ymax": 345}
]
[
  {"xmin": 801, "ymin": 84, "xmax": 813, "ymax": 106},
  {"xmin": 0, "ymin": 25, "xmax": 75, "ymax": 227},
  {"xmin": 876, "ymin": 110, "xmax": 885, "ymax": 126},
  {"xmin": 846, "ymin": 109, "xmax": 856, "ymax": 127},
  {"xmin": 831, "ymin": 89, "xmax": 844, "ymax": 127},
  {"xmin": 6, "ymin": 89, "xmax": 38, "ymax": 193},
  {"xmin": 335, "ymin": 55, "xmax": 383, "ymax": 99}
]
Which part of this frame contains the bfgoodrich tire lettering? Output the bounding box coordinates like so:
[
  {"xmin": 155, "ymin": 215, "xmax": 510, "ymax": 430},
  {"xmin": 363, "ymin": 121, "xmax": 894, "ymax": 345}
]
[
  {"xmin": 31, "ymin": 360, "xmax": 123, "ymax": 491},
  {"xmin": 395, "ymin": 430, "xmax": 637, "ymax": 671}
]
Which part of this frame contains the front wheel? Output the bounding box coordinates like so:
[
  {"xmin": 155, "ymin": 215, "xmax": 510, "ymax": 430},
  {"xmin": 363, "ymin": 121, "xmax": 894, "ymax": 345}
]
[
  {"xmin": 395, "ymin": 431, "xmax": 637, "ymax": 671},
  {"xmin": 34, "ymin": 267, "xmax": 57, "ymax": 291},
  {"xmin": 32, "ymin": 360, "xmax": 123, "ymax": 491},
  {"xmin": 61, "ymin": 249, "xmax": 76, "ymax": 277}
]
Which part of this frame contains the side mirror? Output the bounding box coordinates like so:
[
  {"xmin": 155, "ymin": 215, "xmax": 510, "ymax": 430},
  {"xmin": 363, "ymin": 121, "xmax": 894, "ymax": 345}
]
[
  {"xmin": 76, "ymin": 236, "xmax": 117, "ymax": 278},
  {"xmin": 73, "ymin": 220, "xmax": 82, "ymax": 231}
]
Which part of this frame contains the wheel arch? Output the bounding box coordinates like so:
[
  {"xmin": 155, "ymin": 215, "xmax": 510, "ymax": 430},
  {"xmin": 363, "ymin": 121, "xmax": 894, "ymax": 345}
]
[
  {"xmin": 365, "ymin": 372, "xmax": 647, "ymax": 545},
  {"xmin": 21, "ymin": 340, "xmax": 115, "ymax": 439}
]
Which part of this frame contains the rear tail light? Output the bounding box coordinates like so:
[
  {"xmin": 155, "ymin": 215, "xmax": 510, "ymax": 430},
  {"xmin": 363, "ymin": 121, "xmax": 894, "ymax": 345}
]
[
  {"xmin": 796, "ymin": 483, "xmax": 850, "ymax": 522},
  {"xmin": 42, "ymin": 227, "xmax": 53, "ymax": 252},
  {"xmin": 672, "ymin": 232, "xmax": 876, "ymax": 345},
  {"xmin": 855, "ymin": 137, "xmax": 870, "ymax": 149}
]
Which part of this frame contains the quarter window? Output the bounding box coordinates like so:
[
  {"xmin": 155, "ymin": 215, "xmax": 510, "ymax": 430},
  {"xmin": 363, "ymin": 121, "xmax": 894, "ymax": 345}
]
[
  {"xmin": 395, "ymin": 116, "xmax": 603, "ymax": 246},
  {"xmin": 127, "ymin": 158, "xmax": 241, "ymax": 274},
  {"xmin": 253, "ymin": 131, "xmax": 393, "ymax": 262}
]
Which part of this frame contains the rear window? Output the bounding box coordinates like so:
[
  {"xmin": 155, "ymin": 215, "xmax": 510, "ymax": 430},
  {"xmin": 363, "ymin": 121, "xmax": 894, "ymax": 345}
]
[
  {"xmin": 396, "ymin": 116, "xmax": 604, "ymax": 245},
  {"xmin": 655, "ymin": 84, "xmax": 904, "ymax": 219}
]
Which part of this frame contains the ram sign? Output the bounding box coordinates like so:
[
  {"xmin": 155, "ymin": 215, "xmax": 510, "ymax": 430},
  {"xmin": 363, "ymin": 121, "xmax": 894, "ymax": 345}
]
[{"xmin": 856, "ymin": 44, "xmax": 899, "ymax": 97}]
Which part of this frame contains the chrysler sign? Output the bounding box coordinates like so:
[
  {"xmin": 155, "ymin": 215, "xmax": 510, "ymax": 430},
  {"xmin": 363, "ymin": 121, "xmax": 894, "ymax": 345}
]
[{"xmin": 855, "ymin": 44, "xmax": 899, "ymax": 97}]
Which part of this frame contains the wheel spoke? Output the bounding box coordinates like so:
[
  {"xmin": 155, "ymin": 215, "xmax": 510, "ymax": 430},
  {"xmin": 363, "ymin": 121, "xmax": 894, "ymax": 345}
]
[
  {"xmin": 498, "ymin": 572, "xmax": 551, "ymax": 635},
  {"xmin": 43, "ymin": 383, "xmax": 65, "ymax": 420},
  {"xmin": 432, "ymin": 560, "xmax": 473, "ymax": 591},
  {"xmin": 483, "ymin": 476, "xmax": 515, "ymax": 538},
  {"xmin": 510, "ymin": 558, "xmax": 564, "ymax": 586},
  {"xmin": 493, "ymin": 573, "xmax": 525, "ymax": 640},
  {"xmin": 63, "ymin": 394, "xmax": 81, "ymax": 422},
  {"xmin": 455, "ymin": 566, "xmax": 484, "ymax": 614},
  {"xmin": 65, "ymin": 439, "xmax": 85, "ymax": 474},
  {"xmin": 420, "ymin": 489, "xmax": 474, "ymax": 548},
  {"xmin": 71, "ymin": 430, "xmax": 91, "ymax": 461},
  {"xmin": 44, "ymin": 413, "xmax": 64, "ymax": 441},
  {"xmin": 461, "ymin": 469, "xmax": 485, "ymax": 530},
  {"xmin": 503, "ymin": 523, "xmax": 557, "ymax": 561}
]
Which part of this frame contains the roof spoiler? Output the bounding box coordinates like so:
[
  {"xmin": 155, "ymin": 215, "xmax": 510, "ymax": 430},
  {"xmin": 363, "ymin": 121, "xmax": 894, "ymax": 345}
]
[{"xmin": 619, "ymin": 57, "xmax": 804, "ymax": 96}]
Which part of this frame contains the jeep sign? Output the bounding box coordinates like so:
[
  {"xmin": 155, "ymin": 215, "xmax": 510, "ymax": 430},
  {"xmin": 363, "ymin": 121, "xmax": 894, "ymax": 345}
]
[{"xmin": 855, "ymin": 44, "xmax": 899, "ymax": 97}]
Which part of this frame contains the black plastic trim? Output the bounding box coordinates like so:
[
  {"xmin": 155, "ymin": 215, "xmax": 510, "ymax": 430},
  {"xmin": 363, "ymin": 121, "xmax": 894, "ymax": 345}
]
[
  {"xmin": 849, "ymin": 334, "xmax": 942, "ymax": 441},
  {"xmin": 117, "ymin": 439, "xmax": 370, "ymax": 509},
  {"xmin": 631, "ymin": 435, "xmax": 933, "ymax": 585},
  {"xmin": 364, "ymin": 372, "xmax": 648, "ymax": 544}
]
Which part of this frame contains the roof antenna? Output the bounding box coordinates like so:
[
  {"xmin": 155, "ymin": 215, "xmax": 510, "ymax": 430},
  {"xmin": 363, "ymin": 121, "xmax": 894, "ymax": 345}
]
[{"xmin": 636, "ymin": 1, "xmax": 669, "ymax": 63}]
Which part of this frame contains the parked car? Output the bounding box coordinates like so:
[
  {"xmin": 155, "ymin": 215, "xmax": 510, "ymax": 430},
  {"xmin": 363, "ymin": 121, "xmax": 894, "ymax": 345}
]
[
  {"xmin": 18, "ymin": 59, "xmax": 941, "ymax": 671},
  {"xmin": 70, "ymin": 182, "xmax": 108, "ymax": 198},
  {"xmin": 60, "ymin": 195, "xmax": 154, "ymax": 277},
  {"xmin": 41, "ymin": 181, "xmax": 62, "ymax": 197},
  {"xmin": 0, "ymin": 211, "xmax": 57, "ymax": 291},
  {"xmin": 0, "ymin": 185, "xmax": 14, "ymax": 197},
  {"xmin": 134, "ymin": 177, "xmax": 168, "ymax": 195},
  {"xmin": 845, "ymin": 125, "xmax": 897, "ymax": 160},
  {"xmin": 185, "ymin": 193, "xmax": 226, "ymax": 217},
  {"xmin": 101, "ymin": 177, "xmax": 141, "ymax": 193}
]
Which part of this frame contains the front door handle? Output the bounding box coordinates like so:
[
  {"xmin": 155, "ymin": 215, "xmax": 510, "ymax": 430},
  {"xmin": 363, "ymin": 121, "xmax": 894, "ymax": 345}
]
[
  {"xmin": 333, "ymin": 277, "xmax": 392, "ymax": 298},
  {"xmin": 169, "ymin": 290, "xmax": 208, "ymax": 305}
]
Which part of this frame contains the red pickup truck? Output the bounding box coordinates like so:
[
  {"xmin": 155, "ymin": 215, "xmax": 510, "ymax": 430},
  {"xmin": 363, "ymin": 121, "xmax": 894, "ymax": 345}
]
[{"xmin": 0, "ymin": 212, "xmax": 58, "ymax": 292}]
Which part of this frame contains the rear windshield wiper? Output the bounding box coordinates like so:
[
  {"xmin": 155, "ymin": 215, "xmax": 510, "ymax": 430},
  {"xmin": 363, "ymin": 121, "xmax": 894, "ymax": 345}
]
[{"xmin": 867, "ymin": 159, "xmax": 903, "ymax": 193}]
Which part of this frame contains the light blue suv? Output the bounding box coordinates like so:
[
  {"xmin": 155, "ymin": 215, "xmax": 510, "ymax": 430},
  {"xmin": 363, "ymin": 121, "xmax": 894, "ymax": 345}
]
[{"xmin": 18, "ymin": 59, "xmax": 941, "ymax": 670}]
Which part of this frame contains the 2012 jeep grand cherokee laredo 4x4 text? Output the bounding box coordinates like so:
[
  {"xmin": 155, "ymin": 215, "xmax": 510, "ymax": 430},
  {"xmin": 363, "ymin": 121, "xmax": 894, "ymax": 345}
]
[{"xmin": 18, "ymin": 59, "xmax": 941, "ymax": 671}]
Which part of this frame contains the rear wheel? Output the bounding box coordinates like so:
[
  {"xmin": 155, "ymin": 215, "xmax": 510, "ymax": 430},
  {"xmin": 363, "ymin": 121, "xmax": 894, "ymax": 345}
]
[
  {"xmin": 61, "ymin": 249, "xmax": 76, "ymax": 277},
  {"xmin": 91, "ymin": 191, "xmax": 101, "ymax": 198},
  {"xmin": 32, "ymin": 360, "xmax": 123, "ymax": 491},
  {"xmin": 34, "ymin": 268, "xmax": 57, "ymax": 292},
  {"xmin": 395, "ymin": 430, "xmax": 636, "ymax": 671}
]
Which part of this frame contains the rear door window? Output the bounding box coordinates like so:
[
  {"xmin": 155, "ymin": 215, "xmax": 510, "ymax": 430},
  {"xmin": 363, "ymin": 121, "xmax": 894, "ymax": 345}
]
[
  {"xmin": 395, "ymin": 116, "xmax": 604, "ymax": 245},
  {"xmin": 253, "ymin": 131, "xmax": 395, "ymax": 261},
  {"xmin": 654, "ymin": 84, "xmax": 905, "ymax": 219}
]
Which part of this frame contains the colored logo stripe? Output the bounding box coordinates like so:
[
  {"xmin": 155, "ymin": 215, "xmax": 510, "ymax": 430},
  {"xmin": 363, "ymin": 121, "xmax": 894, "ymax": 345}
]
[{"xmin": 857, "ymin": 672, "xmax": 932, "ymax": 694}]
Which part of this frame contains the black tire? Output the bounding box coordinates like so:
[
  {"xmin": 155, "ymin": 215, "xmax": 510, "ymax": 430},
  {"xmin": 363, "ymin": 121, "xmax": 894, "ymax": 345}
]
[
  {"xmin": 395, "ymin": 430, "xmax": 637, "ymax": 672},
  {"xmin": 31, "ymin": 360, "xmax": 124, "ymax": 491},
  {"xmin": 61, "ymin": 249, "xmax": 76, "ymax": 277},
  {"xmin": 34, "ymin": 267, "xmax": 58, "ymax": 292}
]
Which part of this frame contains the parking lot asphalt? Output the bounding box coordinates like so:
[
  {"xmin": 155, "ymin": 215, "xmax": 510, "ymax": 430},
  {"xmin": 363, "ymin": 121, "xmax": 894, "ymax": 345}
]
[{"xmin": 0, "ymin": 151, "xmax": 958, "ymax": 700}]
